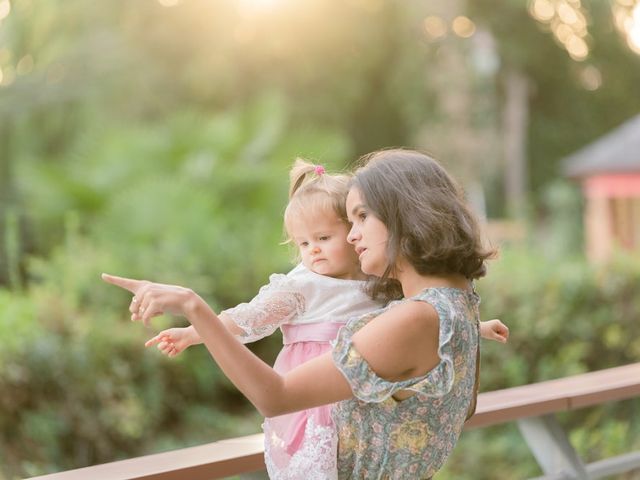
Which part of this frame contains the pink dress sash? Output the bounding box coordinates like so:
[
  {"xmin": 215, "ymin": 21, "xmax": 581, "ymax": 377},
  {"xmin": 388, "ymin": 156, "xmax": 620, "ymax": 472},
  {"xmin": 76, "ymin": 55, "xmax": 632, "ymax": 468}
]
[
  {"xmin": 264, "ymin": 322, "xmax": 344, "ymax": 476},
  {"xmin": 281, "ymin": 322, "xmax": 344, "ymax": 345}
]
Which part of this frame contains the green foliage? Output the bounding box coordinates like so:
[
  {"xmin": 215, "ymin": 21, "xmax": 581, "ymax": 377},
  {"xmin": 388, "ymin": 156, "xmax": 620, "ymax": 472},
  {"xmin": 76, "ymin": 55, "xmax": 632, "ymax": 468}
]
[
  {"xmin": 0, "ymin": 95, "xmax": 351, "ymax": 477},
  {"xmin": 0, "ymin": 221, "xmax": 267, "ymax": 478},
  {"xmin": 17, "ymin": 92, "xmax": 352, "ymax": 289},
  {"xmin": 439, "ymin": 247, "xmax": 640, "ymax": 479}
]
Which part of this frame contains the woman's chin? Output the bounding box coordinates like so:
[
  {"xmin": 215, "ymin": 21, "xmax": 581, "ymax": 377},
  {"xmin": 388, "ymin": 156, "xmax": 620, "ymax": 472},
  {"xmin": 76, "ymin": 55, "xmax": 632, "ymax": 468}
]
[{"xmin": 359, "ymin": 263, "xmax": 381, "ymax": 278}]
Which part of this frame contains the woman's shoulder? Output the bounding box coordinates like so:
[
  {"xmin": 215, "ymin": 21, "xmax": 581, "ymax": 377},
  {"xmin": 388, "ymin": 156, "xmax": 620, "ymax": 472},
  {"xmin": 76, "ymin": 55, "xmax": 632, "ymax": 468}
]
[
  {"xmin": 411, "ymin": 287, "xmax": 480, "ymax": 311},
  {"xmin": 373, "ymin": 288, "xmax": 478, "ymax": 337},
  {"xmin": 382, "ymin": 299, "xmax": 439, "ymax": 332},
  {"xmin": 338, "ymin": 301, "xmax": 439, "ymax": 364}
]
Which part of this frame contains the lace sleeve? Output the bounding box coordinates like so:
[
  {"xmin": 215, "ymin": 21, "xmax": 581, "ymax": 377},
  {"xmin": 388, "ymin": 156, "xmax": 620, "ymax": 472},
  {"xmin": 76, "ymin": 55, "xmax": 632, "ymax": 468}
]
[{"xmin": 221, "ymin": 273, "xmax": 306, "ymax": 344}]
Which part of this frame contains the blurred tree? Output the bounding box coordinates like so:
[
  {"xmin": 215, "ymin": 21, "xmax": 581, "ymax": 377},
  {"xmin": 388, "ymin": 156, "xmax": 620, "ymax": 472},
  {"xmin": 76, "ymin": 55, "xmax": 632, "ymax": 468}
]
[{"xmin": 471, "ymin": 0, "xmax": 640, "ymax": 216}]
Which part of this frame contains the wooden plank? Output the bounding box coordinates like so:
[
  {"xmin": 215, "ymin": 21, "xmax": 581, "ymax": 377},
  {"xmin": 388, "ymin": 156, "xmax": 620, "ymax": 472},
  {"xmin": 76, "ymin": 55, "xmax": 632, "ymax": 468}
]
[
  {"xmin": 466, "ymin": 391, "xmax": 568, "ymax": 428},
  {"xmin": 466, "ymin": 363, "xmax": 640, "ymax": 429},
  {"xmin": 27, "ymin": 434, "xmax": 266, "ymax": 480}
]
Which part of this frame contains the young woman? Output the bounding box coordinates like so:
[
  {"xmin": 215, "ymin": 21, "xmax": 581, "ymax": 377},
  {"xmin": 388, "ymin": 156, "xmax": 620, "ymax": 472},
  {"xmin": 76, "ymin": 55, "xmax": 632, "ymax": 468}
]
[{"xmin": 103, "ymin": 148, "xmax": 496, "ymax": 479}]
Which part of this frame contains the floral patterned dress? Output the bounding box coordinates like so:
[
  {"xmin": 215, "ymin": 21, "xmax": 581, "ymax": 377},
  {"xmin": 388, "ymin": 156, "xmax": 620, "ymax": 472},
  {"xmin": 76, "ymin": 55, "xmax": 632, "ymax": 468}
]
[{"xmin": 331, "ymin": 287, "xmax": 480, "ymax": 480}]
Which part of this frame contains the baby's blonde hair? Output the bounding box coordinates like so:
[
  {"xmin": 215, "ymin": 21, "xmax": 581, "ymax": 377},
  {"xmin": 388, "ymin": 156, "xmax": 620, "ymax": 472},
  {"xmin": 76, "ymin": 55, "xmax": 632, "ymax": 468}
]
[{"xmin": 283, "ymin": 158, "xmax": 351, "ymax": 242}]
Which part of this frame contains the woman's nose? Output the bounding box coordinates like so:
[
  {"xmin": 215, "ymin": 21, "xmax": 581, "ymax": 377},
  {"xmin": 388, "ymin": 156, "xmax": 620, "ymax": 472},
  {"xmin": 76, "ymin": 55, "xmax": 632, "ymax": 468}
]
[{"xmin": 347, "ymin": 225, "xmax": 359, "ymax": 244}]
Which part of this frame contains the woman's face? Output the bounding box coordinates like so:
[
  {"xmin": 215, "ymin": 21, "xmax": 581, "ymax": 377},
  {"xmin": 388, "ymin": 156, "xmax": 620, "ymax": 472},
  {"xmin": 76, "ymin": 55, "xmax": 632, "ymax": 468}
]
[{"xmin": 345, "ymin": 187, "xmax": 389, "ymax": 277}]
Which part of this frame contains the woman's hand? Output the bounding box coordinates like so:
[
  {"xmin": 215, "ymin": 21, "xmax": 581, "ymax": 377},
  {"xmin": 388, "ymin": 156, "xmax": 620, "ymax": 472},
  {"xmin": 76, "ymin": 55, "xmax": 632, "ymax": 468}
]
[
  {"xmin": 145, "ymin": 327, "xmax": 201, "ymax": 357},
  {"xmin": 101, "ymin": 273, "xmax": 198, "ymax": 327},
  {"xmin": 479, "ymin": 318, "xmax": 509, "ymax": 343}
]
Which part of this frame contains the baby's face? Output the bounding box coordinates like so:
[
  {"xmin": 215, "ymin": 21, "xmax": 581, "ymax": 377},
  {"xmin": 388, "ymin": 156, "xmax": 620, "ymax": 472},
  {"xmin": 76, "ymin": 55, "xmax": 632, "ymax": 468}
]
[{"xmin": 289, "ymin": 212, "xmax": 364, "ymax": 280}]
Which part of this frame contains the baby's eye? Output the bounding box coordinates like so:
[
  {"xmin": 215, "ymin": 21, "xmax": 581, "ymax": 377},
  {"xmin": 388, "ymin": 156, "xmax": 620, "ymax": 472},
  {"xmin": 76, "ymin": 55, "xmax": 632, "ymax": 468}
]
[
  {"xmin": 299, "ymin": 241, "xmax": 309, "ymax": 247},
  {"xmin": 319, "ymin": 236, "xmax": 330, "ymax": 241}
]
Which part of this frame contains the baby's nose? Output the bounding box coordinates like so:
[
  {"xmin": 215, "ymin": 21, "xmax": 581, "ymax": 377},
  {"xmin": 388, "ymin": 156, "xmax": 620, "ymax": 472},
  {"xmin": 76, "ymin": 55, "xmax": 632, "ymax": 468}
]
[{"xmin": 312, "ymin": 246, "xmax": 321, "ymax": 254}]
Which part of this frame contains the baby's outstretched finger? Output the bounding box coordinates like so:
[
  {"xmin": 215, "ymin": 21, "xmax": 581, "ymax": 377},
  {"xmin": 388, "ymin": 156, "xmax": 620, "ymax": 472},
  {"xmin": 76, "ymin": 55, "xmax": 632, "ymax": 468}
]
[{"xmin": 145, "ymin": 335, "xmax": 163, "ymax": 348}]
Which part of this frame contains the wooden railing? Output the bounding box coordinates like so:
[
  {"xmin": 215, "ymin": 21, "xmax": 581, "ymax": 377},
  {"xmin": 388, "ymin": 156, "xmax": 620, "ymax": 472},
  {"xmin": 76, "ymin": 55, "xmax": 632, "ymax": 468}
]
[
  {"xmin": 28, "ymin": 363, "xmax": 640, "ymax": 480},
  {"xmin": 466, "ymin": 362, "xmax": 640, "ymax": 479},
  {"xmin": 28, "ymin": 434, "xmax": 266, "ymax": 480}
]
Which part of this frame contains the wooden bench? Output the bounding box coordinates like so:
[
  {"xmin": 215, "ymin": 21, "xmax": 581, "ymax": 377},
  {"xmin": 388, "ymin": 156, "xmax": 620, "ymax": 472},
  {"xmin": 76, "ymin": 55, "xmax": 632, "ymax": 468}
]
[{"xmin": 29, "ymin": 363, "xmax": 640, "ymax": 480}]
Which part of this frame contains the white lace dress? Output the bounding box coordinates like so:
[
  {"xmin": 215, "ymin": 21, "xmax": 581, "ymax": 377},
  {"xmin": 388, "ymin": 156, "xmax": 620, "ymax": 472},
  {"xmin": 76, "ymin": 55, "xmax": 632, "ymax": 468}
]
[{"xmin": 220, "ymin": 264, "xmax": 382, "ymax": 480}]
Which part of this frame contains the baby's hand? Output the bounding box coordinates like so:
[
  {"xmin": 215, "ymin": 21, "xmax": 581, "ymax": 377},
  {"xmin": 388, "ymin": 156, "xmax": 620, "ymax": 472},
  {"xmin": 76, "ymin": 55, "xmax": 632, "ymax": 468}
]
[
  {"xmin": 145, "ymin": 327, "xmax": 198, "ymax": 357},
  {"xmin": 479, "ymin": 319, "xmax": 509, "ymax": 343}
]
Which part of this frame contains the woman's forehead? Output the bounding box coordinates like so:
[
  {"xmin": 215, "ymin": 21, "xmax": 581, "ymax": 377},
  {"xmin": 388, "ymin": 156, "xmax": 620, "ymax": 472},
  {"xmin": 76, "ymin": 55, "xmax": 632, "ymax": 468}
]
[{"xmin": 345, "ymin": 187, "xmax": 364, "ymax": 211}]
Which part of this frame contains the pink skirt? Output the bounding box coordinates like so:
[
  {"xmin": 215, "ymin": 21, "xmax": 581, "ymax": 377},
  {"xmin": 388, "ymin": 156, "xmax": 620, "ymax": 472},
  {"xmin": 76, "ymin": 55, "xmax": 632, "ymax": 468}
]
[{"xmin": 263, "ymin": 322, "xmax": 343, "ymax": 480}]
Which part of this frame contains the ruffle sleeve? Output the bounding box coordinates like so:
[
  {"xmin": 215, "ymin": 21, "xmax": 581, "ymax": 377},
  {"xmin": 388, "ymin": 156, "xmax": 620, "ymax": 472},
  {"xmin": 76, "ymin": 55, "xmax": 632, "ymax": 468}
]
[
  {"xmin": 331, "ymin": 290, "xmax": 458, "ymax": 403},
  {"xmin": 221, "ymin": 272, "xmax": 306, "ymax": 344}
]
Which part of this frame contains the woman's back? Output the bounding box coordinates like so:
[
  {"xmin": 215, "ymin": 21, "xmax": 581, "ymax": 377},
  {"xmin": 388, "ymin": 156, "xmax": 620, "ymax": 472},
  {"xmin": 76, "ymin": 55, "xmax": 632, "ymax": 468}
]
[{"xmin": 332, "ymin": 287, "xmax": 480, "ymax": 479}]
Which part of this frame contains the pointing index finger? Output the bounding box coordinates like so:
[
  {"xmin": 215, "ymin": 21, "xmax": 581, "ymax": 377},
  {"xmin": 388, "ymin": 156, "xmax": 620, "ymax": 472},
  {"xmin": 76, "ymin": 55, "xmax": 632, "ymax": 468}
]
[{"xmin": 101, "ymin": 273, "xmax": 142, "ymax": 294}]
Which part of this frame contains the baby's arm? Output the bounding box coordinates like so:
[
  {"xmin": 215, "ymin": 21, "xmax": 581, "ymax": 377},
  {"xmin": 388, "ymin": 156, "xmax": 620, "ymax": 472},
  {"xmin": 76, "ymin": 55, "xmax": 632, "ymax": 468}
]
[
  {"xmin": 145, "ymin": 313, "xmax": 242, "ymax": 357},
  {"xmin": 479, "ymin": 319, "xmax": 509, "ymax": 343},
  {"xmin": 146, "ymin": 275, "xmax": 303, "ymax": 357}
]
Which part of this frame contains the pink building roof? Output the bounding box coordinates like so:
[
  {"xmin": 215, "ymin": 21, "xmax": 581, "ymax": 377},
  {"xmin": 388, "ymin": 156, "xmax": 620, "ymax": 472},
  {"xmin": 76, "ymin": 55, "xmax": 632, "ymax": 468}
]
[{"xmin": 564, "ymin": 114, "xmax": 640, "ymax": 178}]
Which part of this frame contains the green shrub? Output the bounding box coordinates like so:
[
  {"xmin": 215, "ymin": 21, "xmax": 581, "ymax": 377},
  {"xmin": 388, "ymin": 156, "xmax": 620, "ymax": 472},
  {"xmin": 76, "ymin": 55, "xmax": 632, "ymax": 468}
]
[
  {"xmin": 439, "ymin": 247, "xmax": 640, "ymax": 479},
  {"xmin": 0, "ymin": 100, "xmax": 351, "ymax": 478}
]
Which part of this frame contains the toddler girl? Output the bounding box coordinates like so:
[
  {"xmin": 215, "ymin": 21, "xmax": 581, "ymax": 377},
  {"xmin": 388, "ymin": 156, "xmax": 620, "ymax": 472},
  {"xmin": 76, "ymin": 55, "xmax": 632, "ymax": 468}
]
[{"xmin": 147, "ymin": 159, "xmax": 378, "ymax": 479}]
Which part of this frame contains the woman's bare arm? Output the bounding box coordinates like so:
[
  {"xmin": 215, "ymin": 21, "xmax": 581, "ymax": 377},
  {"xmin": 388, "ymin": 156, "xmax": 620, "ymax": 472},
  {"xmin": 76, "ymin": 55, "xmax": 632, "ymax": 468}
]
[{"xmin": 102, "ymin": 274, "xmax": 440, "ymax": 417}]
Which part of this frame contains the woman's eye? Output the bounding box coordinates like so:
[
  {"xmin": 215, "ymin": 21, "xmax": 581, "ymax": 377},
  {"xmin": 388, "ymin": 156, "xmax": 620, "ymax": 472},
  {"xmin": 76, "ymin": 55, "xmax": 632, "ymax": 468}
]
[{"xmin": 359, "ymin": 212, "xmax": 367, "ymax": 220}]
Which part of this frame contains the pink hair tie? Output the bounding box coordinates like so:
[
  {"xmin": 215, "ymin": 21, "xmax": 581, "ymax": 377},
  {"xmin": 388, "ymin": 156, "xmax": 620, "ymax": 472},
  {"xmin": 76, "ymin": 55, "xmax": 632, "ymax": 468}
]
[{"xmin": 314, "ymin": 165, "xmax": 326, "ymax": 176}]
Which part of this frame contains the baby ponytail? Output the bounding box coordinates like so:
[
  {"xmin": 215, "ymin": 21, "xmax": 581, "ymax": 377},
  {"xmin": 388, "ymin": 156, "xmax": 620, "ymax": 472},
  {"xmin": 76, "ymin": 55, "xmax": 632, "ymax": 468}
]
[
  {"xmin": 283, "ymin": 158, "xmax": 352, "ymax": 241},
  {"xmin": 288, "ymin": 158, "xmax": 319, "ymax": 199}
]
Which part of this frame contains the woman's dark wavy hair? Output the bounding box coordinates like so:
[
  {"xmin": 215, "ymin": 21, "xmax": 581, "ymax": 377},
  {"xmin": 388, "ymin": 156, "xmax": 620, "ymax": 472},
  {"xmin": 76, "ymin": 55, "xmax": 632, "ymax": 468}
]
[{"xmin": 351, "ymin": 149, "xmax": 496, "ymax": 302}]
